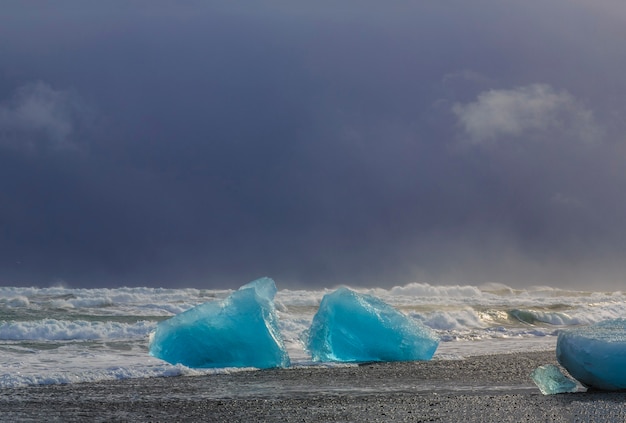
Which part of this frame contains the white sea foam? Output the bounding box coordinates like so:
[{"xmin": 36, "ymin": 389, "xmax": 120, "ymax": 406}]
[
  {"xmin": 0, "ymin": 282, "xmax": 624, "ymax": 387},
  {"xmin": 5, "ymin": 296, "xmax": 30, "ymax": 307},
  {"xmin": 385, "ymin": 282, "xmax": 483, "ymax": 298},
  {"xmin": 0, "ymin": 319, "xmax": 156, "ymax": 341},
  {"xmin": 0, "ymin": 352, "xmax": 253, "ymax": 388},
  {"xmin": 416, "ymin": 309, "xmax": 486, "ymax": 331}
]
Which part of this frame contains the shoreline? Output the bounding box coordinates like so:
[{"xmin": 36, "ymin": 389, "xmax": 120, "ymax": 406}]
[{"xmin": 1, "ymin": 351, "xmax": 625, "ymax": 422}]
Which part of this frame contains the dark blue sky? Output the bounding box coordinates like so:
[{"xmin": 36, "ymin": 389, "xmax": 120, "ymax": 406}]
[{"xmin": 2, "ymin": 2, "xmax": 626, "ymax": 289}]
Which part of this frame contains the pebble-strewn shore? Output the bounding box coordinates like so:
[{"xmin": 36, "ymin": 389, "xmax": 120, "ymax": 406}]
[{"xmin": 1, "ymin": 351, "xmax": 625, "ymax": 422}]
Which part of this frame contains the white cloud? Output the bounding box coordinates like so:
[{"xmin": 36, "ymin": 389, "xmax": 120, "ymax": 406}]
[
  {"xmin": 452, "ymin": 84, "xmax": 601, "ymax": 144},
  {"xmin": 0, "ymin": 81, "xmax": 81, "ymax": 151}
]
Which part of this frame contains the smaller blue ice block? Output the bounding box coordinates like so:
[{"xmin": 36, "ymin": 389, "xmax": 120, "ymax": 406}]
[
  {"xmin": 306, "ymin": 287, "xmax": 439, "ymax": 362},
  {"xmin": 531, "ymin": 364, "xmax": 578, "ymax": 395},
  {"xmin": 557, "ymin": 318, "xmax": 626, "ymax": 391},
  {"xmin": 149, "ymin": 277, "xmax": 290, "ymax": 369}
]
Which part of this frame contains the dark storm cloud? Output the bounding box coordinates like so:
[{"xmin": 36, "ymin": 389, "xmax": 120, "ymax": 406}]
[{"xmin": 2, "ymin": 1, "xmax": 626, "ymax": 289}]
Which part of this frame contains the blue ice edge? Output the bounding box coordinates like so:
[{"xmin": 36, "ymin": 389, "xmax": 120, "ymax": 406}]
[
  {"xmin": 149, "ymin": 277, "xmax": 290, "ymax": 369},
  {"xmin": 306, "ymin": 287, "xmax": 439, "ymax": 363},
  {"xmin": 149, "ymin": 278, "xmax": 439, "ymax": 369},
  {"xmin": 556, "ymin": 318, "xmax": 626, "ymax": 391},
  {"xmin": 531, "ymin": 364, "xmax": 578, "ymax": 395}
]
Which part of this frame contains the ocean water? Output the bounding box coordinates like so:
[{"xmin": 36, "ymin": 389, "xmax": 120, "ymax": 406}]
[{"xmin": 1, "ymin": 282, "xmax": 624, "ymax": 389}]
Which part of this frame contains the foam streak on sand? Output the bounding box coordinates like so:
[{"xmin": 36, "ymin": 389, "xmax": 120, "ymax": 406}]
[{"xmin": 1, "ymin": 351, "xmax": 625, "ymax": 422}]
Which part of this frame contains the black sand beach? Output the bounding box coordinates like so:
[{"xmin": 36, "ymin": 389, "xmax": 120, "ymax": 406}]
[{"xmin": 1, "ymin": 351, "xmax": 625, "ymax": 422}]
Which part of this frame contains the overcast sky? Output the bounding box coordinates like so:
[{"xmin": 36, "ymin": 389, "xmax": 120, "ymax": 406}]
[{"xmin": 2, "ymin": 1, "xmax": 626, "ymax": 289}]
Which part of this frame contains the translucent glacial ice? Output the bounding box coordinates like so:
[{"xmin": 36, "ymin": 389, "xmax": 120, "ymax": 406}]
[
  {"xmin": 148, "ymin": 277, "xmax": 290, "ymax": 369},
  {"xmin": 306, "ymin": 287, "xmax": 439, "ymax": 362},
  {"xmin": 557, "ymin": 318, "xmax": 626, "ymax": 391},
  {"xmin": 531, "ymin": 364, "xmax": 578, "ymax": 395}
]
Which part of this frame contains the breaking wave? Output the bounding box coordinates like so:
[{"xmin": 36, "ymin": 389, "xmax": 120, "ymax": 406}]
[
  {"xmin": 0, "ymin": 319, "xmax": 156, "ymax": 341},
  {"xmin": 1, "ymin": 281, "xmax": 625, "ymax": 387}
]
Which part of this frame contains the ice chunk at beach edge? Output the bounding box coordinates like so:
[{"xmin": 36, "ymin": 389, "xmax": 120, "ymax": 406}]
[
  {"xmin": 306, "ymin": 287, "xmax": 439, "ymax": 362},
  {"xmin": 149, "ymin": 277, "xmax": 290, "ymax": 369},
  {"xmin": 557, "ymin": 318, "xmax": 626, "ymax": 391},
  {"xmin": 531, "ymin": 364, "xmax": 578, "ymax": 395}
]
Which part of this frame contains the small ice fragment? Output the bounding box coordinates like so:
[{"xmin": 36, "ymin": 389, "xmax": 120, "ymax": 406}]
[
  {"xmin": 148, "ymin": 277, "xmax": 290, "ymax": 369},
  {"xmin": 306, "ymin": 287, "xmax": 439, "ymax": 362},
  {"xmin": 557, "ymin": 318, "xmax": 626, "ymax": 390},
  {"xmin": 531, "ymin": 364, "xmax": 577, "ymax": 395}
]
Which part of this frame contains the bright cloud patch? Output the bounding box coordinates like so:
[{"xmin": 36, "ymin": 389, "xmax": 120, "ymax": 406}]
[
  {"xmin": 453, "ymin": 84, "xmax": 599, "ymax": 144},
  {"xmin": 0, "ymin": 81, "xmax": 81, "ymax": 150}
]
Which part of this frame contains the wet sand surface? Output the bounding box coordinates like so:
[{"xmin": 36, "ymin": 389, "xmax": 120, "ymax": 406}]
[{"xmin": 1, "ymin": 351, "xmax": 625, "ymax": 422}]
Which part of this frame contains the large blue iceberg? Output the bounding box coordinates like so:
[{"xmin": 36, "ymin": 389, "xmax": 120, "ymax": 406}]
[
  {"xmin": 306, "ymin": 287, "xmax": 439, "ymax": 362},
  {"xmin": 557, "ymin": 318, "xmax": 626, "ymax": 391},
  {"xmin": 531, "ymin": 364, "xmax": 578, "ymax": 395},
  {"xmin": 149, "ymin": 277, "xmax": 290, "ymax": 369}
]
